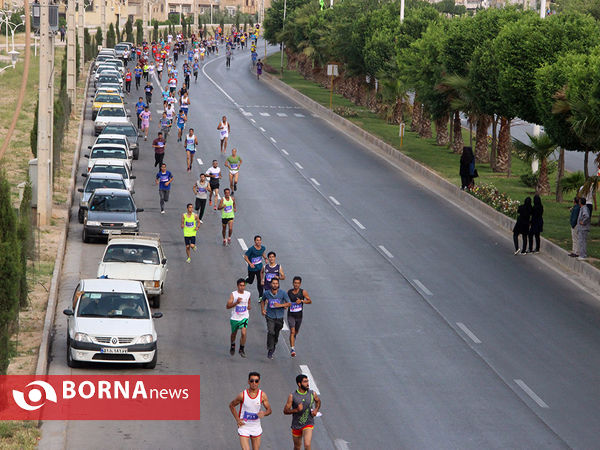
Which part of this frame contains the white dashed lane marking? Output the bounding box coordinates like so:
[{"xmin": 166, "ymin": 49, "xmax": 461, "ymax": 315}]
[
  {"xmin": 329, "ymin": 196, "xmax": 340, "ymax": 206},
  {"xmin": 352, "ymin": 218, "xmax": 365, "ymax": 230},
  {"xmin": 259, "ymin": 127, "xmax": 266, "ymax": 132},
  {"xmin": 413, "ymin": 279, "xmax": 432, "ymax": 296},
  {"xmin": 276, "ymin": 113, "xmax": 287, "ymax": 117},
  {"xmin": 294, "ymin": 113, "xmax": 305, "ymax": 118},
  {"xmin": 270, "ymin": 137, "xmax": 277, "ymax": 143},
  {"xmin": 456, "ymin": 322, "xmax": 482, "ymax": 344},
  {"xmin": 237, "ymin": 238, "xmax": 248, "ymax": 251},
  {"xmin": 310, "ymin": 178, "xmax": 320, "ymax": 186},
  {"xmin": 295, "ymin": 162, "xmax": 303, "ymax": 170},
  {"xmin": 243, "ymin": 111, "xmax": 253, "ymax": 116},
  {"xmin": 299, "ymin": 365, "xmax": 321, "ymax": 395},
  {"xmin": 281, "ymin": 149, "xmax": 289, "ymax": 155},
  {"xmin": 260, "ymin": 112, "xmax": 270, "ymax": 117},
  {"xmin": 514, "ymin": 379, "xmax": 549, "ymax": 408}
]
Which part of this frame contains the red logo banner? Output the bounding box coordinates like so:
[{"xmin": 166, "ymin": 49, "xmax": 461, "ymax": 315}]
[{"xmin": 0, "ymin": 375, "xmax": 200, "ymax": 420}]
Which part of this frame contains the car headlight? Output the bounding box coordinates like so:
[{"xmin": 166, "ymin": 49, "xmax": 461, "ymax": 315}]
[
  {"xmin": 96, "ymin": 121, "xmax": 106, "ymax": 127},
  {"xmin": 144, "ymin": 280, "xmax": 160, "ymax": 288},
  {"xmin": 80, "ymin": 200, "xmax": 88, "ymax": 207},
  {"xmin": 74, "ymin": 332, "xmax": 92, "ymax": 343},
  {"xmin": 85, "ymin": 220, "xmax": 101, "ymax": 226},
  {"xmin": 122, "ymin": 222, "xmax": 138, "ymax": 227},
  {"xmin": 137, "ymin": 334, "xmax": 154, "ymax": 344}
]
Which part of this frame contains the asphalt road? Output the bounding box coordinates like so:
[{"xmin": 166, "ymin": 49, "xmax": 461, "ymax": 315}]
[{"xmin": 40, "ymin": 42, "xmax": 600, "ymax": 449}]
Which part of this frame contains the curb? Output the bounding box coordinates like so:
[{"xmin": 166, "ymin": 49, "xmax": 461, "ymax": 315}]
[
  {"xmin": 261, "ymin": 69, "xmax": 600, "ymax": 290},
  {"xmin": 35, "ymin": 65, "xmax": 91, "ymax": 376}
]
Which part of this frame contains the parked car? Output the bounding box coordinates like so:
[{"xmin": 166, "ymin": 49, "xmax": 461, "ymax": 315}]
[
  {"xmin": 94, "ymin": 67, "xmax": 122, "ymax": 83},
  {"xmin": 96, "ymin": 74, "xmax": 122, "ymax": 89},
  {"xmin": 99, "ymin": 122, "xmax": 140, "ymax": 160},
  {"xmin": 91, "ymin": 92, "xmax": 123, "ymax": 120},
  {"xmin": 94, "ymin": 105, "xmax": 130, "ymax": 135},
  {"xmin": 94, "ymin": 84, "xmax": 124, "ymax": 99},
  {"xmin": 86, "ymin": 159, "xmax": 135, "ymax": 191},
  {"xmin": 62, "ymin": 278, "xmax": 162, "ymax": 368},
  {"xmin": 104, "ymin": 58, "xmax": 125, "ymax": 75},
  {"xmin": 85, "ymin": 143, "xmax": 131, "ymax": 172},
  {"xmin": 81, "ymin": 188, "xmax": 143, "ymax": 242},
  {"xmin": 114, "ymin": 43, "xmax": 129, "ymax": 58},
  {"xmin": 97, "ymin": 233, "xmax": 168, "ymax": 308},
  {"xmin": 97, "ymin": 48, "xmax": 117, "ymax": 58},
  {"xmin": 77, "ymin": 172, "xmax": 128, "ymax": 223},
  {"xmin": 91, "ymin": 134, "xmax": 131, "ymax": 159}
]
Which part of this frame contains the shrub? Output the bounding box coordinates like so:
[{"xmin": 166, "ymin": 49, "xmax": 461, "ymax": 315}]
[
  {"xmin": 334, "ymin": 106, "xmax": 358, "ymax": 118},
  {"xmin": 468, "ymin": 183, "xmax": 520, "ymax": 218},
  {"xmin": 561, "ymin": 171, "xmax": 585, "ymax": 195}
]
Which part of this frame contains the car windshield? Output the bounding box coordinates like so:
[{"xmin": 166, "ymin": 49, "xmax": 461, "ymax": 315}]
[
  {"xmin": 95, "ymin": 94, "xmax": 121, "ymax": 103},
  {"xmin": 98, "ymin": 84, "xmax": 121, "ymax": 92},
  {"xmin": 98, "ymin": 108, "xmax": 126, "ymax": 118},
  {"xmin": 98, "ymin": 76, "xmax": 119, "ymax": 83},
  {"xmin": 106, "ymin": 59, "xmax": 124, "ymax": 67},
  {"xmin": 97, "ymin": 55, "xmax": 110, "ymax": 62},
  {"xmin": 90, "ymin": 148, "xmax": 127, "ymax": 159},
  {"xmin": 89, "ymin": 194, "xmax": 134, "ymax": 212},
  {"xmin": 103, "ymin": 244, "xmax": 160, "ymax": 264},
  {"xmin": 96, "ymin": 137, "xmax": 127, "ymax": 146},
  {"xmin": 90, "ymin": 165, "xmax": 128, "ymax": 178},
  {"xmin": 115, "ymin": 44, "xmax": 128, "ymax": 51},
  {"xmin": 85, "ymin": 178, "xmax": 126, "ymax": 192},
  {"xmin": 77, "ymin": 292, "xmax": 149, "ymax": 319},
  {"xmin": 102, "ymin": 125, "xmax": 136, "ymax": 137}
]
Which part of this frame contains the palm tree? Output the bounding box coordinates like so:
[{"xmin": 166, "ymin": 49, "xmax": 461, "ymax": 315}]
[{"xmin": 513, "ymin": 132, "xmax": 558, "ymax": 195}]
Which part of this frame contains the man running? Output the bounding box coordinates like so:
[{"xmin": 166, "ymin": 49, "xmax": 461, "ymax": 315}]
[
  {"xmin": 193, "ymin": 173, "xmax": 210, "ymax": 223},
  {"xmin": 260, "ymin": 277, "xmax": 291, "ymax": 359},
  {"xmin": 287, "ymin": 276, "xmax": 312, "ymax": 358},
  {"xmin": 134, "ymin": 64, "xmax": 142, "ymax": 89},
  {"xmin": 256, "ymin": 59, "xmax": 263, "ymax": 79},
  {"xmin": 283, "ymin": 374, "xmax": 321, "ymax": 450},
  {"xmin": 152, "ymin": 131, "xmax": 166, "ymax": 168},
  {"xmin": 244, "ymin": 235, "xmax": 266, "ymax": 300},
  {"xmin": 155, "ymin": 163, "xmax": 173, "ymax": 214},
  {"xmin": 139, "ymin": 105, "xmax": 151, "ymax": 140},
  {"xmin": 218, "ymin": 188, "xmax": 236, "ymax": 246},
  {"xmin": 176, "ymin": 109, "xmax": 187, "ymax": 142},
  {"xmin": 135, "ymin": 97, "xmax": 146, "ymax": 129},
  {"xmin": 184, "ymin": 128, "xmax": 198, "ymax": 173},
  {"xmin": 160, "ymin": 111, "xmax": 172, "ymax": 142},
  {"xmin": 225, "ymin": 148, "xmax": 242, "ymax": 192},
  {"xmin": 263, "ymin": 251, "xmax": 285, "ymax": 293},
  {"xmin": 206, "ymin": 159, "xmax": 222, "ymax": 209},
  {"xmin": 181, "ymin": 203, "xmax": 200, "ymax": 263},
  {"xmin": 217, "ymin": 116, "xmax": 230, "ymax": 154},
  {"xmin": 124, "ymin": 69, "xmax": 132, "ymax": 93},
  {"xmin": 193, "ymin": 60, "xmax": 199, "ymax": 82},
  {"xmin": 226, "ymin": 47, "xmax": 232, "ymax": 68},
  {"xmin": 226, "ymin": 278, "xmax": 251, "ymax": 357},
  {"xmin": 229, "ymin": 372, "xmax": 272, "ymax": 450},
  {"xmin": 144, "ymin": 81, "xmax": 154, "ymax": 104}
]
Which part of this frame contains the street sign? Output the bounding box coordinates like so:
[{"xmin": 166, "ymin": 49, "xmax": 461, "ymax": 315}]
[{"xmin": 327, "ymin": 64, "xmax": 338, "ymax": 77}]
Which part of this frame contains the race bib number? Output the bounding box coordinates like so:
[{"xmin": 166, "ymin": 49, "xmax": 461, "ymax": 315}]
[
  {"xmin": 220, "ymin": 130, "xmax": 227, "ymax": 137},
  {"xmin": 251, "ymin": 257, "xmax": 261, "ymax": 265},
  {"xmin": 243, "ymin": 411, "xmax": 258, "ymax": 421},
  {"xmin": 235, "ymin": 305, "xmax": 247, "ymax": 314},
  {"xmin": 230, "ymin": 163, "xmax": 238, "ymax": 169},
  {"xmin": 224, "ymin": 205, "xmax": 233, "ymax": 212},
  {"xmin": 265, "ymin": 273, "xmax": 275, "ymax": 282},
  {"xmin": 290, "ymin": 303, "xmax": 302, "ymax": 313}
]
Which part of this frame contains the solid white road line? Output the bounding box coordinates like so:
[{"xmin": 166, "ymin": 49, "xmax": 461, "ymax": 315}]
[
  {"xmin": 201, "ymin": 59, "xmax": 237, "ymax": 104},
  {"xmin": 196, "ymin": 158, "xmax": 204, "ymax": 165},
  {"xmin": 237, "ymin": 238, "xmax": 248, "ymax": 251},
  {"xmin": 281, "ymin": 149, "xmax": 289, "ymax": 155},
  {"xmin": 295, "ymin": 162, "xmax": 303, "ymax": 169},
  {"xmin": 334, "ymin": 439, "xmax": 350, "ymax": 450},
  {"xmin": 259, "ymin": 127, "xmax": 266, "ymax": 132},
  {"xmin": 456, "ymin": 322, "xmax": 482, "ymax": 344},
  {"xmin": 378, "ymin": 245, "xmax": 393, "ymax": 258},
  {"xmin": 299, "ymin": 365, "xmax": 321, "ymax": 395},
  {"xmin": 310, "ymin": 178, "xmax": 320, "ymax": 186},
  {"xmin": 329, "ymin": 196, "xmax": 341, "ymax": 206},
  {"xmin": 294, "ymin": 113, "xmax": 305, "ymax": 117},
  {"xmin": 250, "ymin": 118, "xmax": 256, "ymax": 123},
  {"xmin": 514, "ymin": 379, "xmax": 549, "ymax": 408},
  {"xmin": 413, "ymin": 279, "xmax": 432, "ymax": 296},
  {"xmin": 352, "ymin": 218, "xmax": 365, "ymax": 230},
  {"xmin": 282, "ymin": 320, "xmax": 289, "ymax": 331},
  {"xmin": 260, "ymin": 112, "xmax": 270, "ymax": 116},
  {"xmin": 270, "ymin": 137, "xmax": 277, "ymax": 143},
  {"xmin": 276, "ymin": 113, "xmax": 287, "ymax": 117}
]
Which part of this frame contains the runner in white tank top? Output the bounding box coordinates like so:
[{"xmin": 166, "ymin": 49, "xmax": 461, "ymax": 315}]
[
  {"xmin": 230, "ymin": 372, "xmax": 272, "ymax": 449},
  {"xmin": 218, "ymin": 115, "xmax": 230, "ymax": 153}
]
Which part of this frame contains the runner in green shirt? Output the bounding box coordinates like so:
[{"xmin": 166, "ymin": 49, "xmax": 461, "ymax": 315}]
[
  {"xmin": 218, "ymin": 188, "xmax": 236, "ymax": 246},
  {"xmin": 224, "ymin": 148, "xmax": 242, "ymax": 192}
]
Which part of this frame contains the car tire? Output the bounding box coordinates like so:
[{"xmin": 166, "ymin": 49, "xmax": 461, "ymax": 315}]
[
  {"xmin": 78, "ymin": 208, "xmax": 84, "ymax": 224},
  {"xmin": 133, "ymin": 148, "xmax": 139, "ymax": 160},
  {"xmin": 153, "ymin": 294, "xmax": 160, "ymax": 308},
  {"xmin": 82, "ymin": 228, "xmax": 90, "ymax": 243},
  {"xmin": 66, "ymin": 342, "xmax": 82, "ymax": 368},
  {"xmin": 144, "ymin": 349, "xmax": 157, "ymax": 369}
]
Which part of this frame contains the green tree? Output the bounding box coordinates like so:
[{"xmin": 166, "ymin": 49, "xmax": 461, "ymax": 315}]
[
  {"xmin": 17, "ymin": 183, "xmax": 32, "ymax": 308},
  {"xmin": 107, "ymin": 23, "xmax": 116, "ymax": 48},
  {"xmin": 84, "ymin": 28, "xmax": 93, "ymax": 61},
  {"xmin": 95, "ymin": 27, "xmax": 103, "ymax": 49},
  {"xmin": 153, "ymin": 20, "xmax": 159, "ymax": 42},
  {"xmin": 513, "ymin": 133, "xmax": 558, "ymax": 195},
  {"xmin": 125, "ymin": 18, "xmax": 134, "ymax": 43},
  {"xmin": 136, "ymin": 20, "xmax": 143, "ymax": 44}
]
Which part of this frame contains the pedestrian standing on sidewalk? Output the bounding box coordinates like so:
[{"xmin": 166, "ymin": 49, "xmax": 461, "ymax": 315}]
[
  {"xmin": 260, "ymin": 278, "xmax": 291, "ymax": 360},
  {"xmin": 569, "ymin": 197, "xmax": 580, "ymax": 257},
  {"xmin": 528, "ymin": 194, "xmax": 544, "ymax": 253},
  {"xmin": 152, "ymin": 132, "xmax": 166, "ymax": 168},
  {"xmin": 513, "ymin": 197, "xmax": 531, "ymax": 255},
  {"xmin": 459, "ymin": 146, "xmax": 475, "ymax": 190},
  {"xmin": 577, "ymin": 197, "xmax": 591, "ymax": 260},
  {"xmin": 155, "ymin": 163, "xmax": 173, "ymax": 214}
]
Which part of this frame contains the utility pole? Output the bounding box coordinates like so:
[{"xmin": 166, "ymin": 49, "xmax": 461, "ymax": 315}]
[
  {"xmin": 142, "ymin": 0, "xmax": 148, "ymax": 42},
  {"xmin": 193, "ymin": 0, "xmax": 198, "ymax": 35},
  {"xmin": 67, "ymin": 0, "xmax": 76, "ymax": 103},
  {"xmin": 101, "ymin": 0, "xmax": 106, "ymax": 38},
  {"xmin": 280, "ymin": 0, "xmax": 286, "ymax": 75},
  {"xmin": 37, "ymin": 0, "xmax": 55, "ymax": 226},
  {"xmin": 78, "ymin": 0, "xmax": 84, "ymax": 75}
]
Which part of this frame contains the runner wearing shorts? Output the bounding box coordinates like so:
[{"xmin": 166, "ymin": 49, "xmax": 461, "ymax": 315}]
[
  {"xmin": 139, "ymin": 106, "xmax": 151, "ymax": 140},
  {"xmin": 218, "ymin": 116, "xmax": 230, "ymax": 153},
  {"xmin": 176, "ymin": 109, "xmax": 187, "ymax": 142},
  {"xmin": 284, "ymin": 374, "xmax": 321, "ymax": 450},
  {"xmin": 229, "ymin": 372, "xmax": 272, "ymax": 450},
  {"xmin": 184, "ymin": 128, "xmax": 198, "ymax": 172},
  {"xmin": 226, "ymin": 278, "xmax": 251, "ymax": 357},
  {"xmin": 225, "ymin": 148, "xmax": 242, "ymax": 192},
  {"xmin": 244, "ymin": 236, "xmax": 266, "ymax": 300},
  {"xmin": 287, "ymin": 276, "xmax": 311, "ymax": 358},
  {"xmin": 181, "ymin": 203, "xmax": 199, "ymax": 263},
  {"xmin": 193, "ymin": 173, "xmax": 210, "ymax": 222},
  {"xmin": 218, "ymin": 188, "xmax": 236, "ymax": 246},
  {"xmin": 206, "ymin": 160, "xmax": 221, "ymax": 209}
]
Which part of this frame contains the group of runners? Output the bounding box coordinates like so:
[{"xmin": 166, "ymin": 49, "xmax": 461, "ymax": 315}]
[{"xmin": 144, "ymin": 32, "xmax": 318, "ymax": 449}]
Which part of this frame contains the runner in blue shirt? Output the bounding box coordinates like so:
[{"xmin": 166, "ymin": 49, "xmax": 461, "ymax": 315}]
[
  {"xmin": 188, "ymin": 49, "xmax": 194, "ymax": 62},
  {"xmin": 155, "ymin": 163, "xmax": 173, "ymax": 214},
  {"xmin": 135, "ymin": 97, "xmax": 147, "ymax": 129},
  {"xmin": 176, "ymin": 110, "xmax": 187, "ymax": 142},
  {"xmin": 134, "ymin": 65, "xmax": 143, "ymax": 89},
  {"xmin": 193, "ymin": 61, "xmax": 199, "ymax": 83}
]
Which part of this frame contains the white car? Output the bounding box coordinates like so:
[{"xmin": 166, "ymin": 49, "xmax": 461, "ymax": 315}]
[
  {"xmin": 94, "ymin": 105, "xmax": 130, "ymax": 135},
  {"xmin": 86, "ymin": 158, "xmax": 135, "ymax": 191},
  {"xmin": 63, "ymin": 279, "xmax": 162, "ymax": 368},
  {"xmin": 97, "ymin": 233, "xmax": 168, "ymax": 308},
  {"xmin": 85, "ymin": 143, "xmax": 132, "ymax": 172},
  {"xmin": 95, "ymin": 67, "xmax": 122, "ymax": 83},
  {"xmin": 90, "ymin": 134, "xmax": 131, "ymax": 159}
]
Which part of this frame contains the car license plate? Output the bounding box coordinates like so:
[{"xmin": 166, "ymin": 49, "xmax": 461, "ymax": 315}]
[
  {"xmin": 102, "ymin": 229, "xmax": 121, "ymax": 234},
  {"xmin": 101, "ymin": 347, "xmax": 127, "ymax": 353}
]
